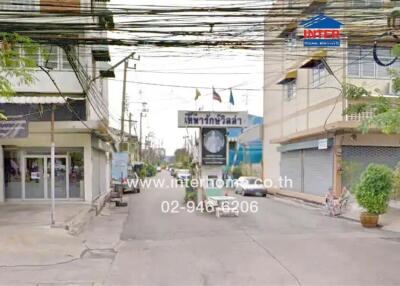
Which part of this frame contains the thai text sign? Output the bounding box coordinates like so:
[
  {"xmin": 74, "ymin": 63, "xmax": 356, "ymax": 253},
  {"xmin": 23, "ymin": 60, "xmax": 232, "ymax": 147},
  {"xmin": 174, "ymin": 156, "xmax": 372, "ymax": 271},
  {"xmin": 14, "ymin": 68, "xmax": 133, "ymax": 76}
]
[
  {"xmin": 178, "ymin": 111, "xmax": 248, "ymax": 128},
  {"xmin": 0, "ymin": 120, "xmax": 28, "ymax": 138}
]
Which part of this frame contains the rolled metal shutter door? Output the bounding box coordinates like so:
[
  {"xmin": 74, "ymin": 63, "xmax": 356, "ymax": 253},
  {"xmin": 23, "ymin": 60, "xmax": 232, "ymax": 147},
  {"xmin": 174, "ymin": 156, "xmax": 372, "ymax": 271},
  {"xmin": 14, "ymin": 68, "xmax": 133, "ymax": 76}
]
[
  {"xmin": 280, "ymin": 150, "xmax": 302, "ymax": 192},
  {"xmin": 342, "ymin": 146, "xmax": 400, "ymax": 189},
  {"xmin": 303, "ymin": 148, "xmax": 333, "ymax": 196}
]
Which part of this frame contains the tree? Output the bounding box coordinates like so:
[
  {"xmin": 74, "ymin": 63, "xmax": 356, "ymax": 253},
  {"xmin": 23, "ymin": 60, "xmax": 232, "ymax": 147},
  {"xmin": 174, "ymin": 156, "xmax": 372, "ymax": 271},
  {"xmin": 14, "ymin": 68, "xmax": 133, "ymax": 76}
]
[
  {"xmin": 0, "ymin": 32, "xmax": 39, "ymax": 119},
  {"xmin": 343, "ymin": 49, "xmax": 400, "ymax": 135},
  {"xmin": 174, "ymin": 148, "xmax": 191, "ymax": 168}
]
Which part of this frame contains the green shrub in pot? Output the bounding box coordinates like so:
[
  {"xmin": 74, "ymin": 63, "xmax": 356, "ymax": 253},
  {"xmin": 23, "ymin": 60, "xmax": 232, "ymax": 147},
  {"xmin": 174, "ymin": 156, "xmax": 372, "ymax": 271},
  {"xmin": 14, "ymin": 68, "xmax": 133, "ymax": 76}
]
[{"xmin": 354, "ymin": 164, "xmax": 394, "ymax": 227}]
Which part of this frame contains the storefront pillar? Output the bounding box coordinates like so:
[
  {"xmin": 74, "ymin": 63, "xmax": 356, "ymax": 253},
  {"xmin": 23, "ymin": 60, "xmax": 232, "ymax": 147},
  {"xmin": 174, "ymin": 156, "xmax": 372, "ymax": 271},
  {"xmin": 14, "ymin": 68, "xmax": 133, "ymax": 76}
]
[
  {"xmin": 333, "ymin": 136, "xmax": 343, "ymax": 197},
  {"xmin": 105, "ymin": 151, "xmax": 111, "ymax": 194},
  {"xmin": 0, "ymin": 145, "xmax": 4, "ymax": 203},
  {"xmin": 84, "ymin": 145, "xmax": 93, "ymax": 203}
]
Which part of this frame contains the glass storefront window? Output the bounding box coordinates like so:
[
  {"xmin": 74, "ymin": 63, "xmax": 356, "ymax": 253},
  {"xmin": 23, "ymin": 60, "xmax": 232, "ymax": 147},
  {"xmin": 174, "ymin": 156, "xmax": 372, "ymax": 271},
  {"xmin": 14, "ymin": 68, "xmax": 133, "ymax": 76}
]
[
  {"xmin": 25, "ymin": 157, "xmax": 45, "ymax": 199},
  {"xmin": 69, "ymin": 152, "xmax": 84, "ymax": 199},
  {"xmin": 4, "ymin": 151, "xmax": 22, "ymax": 199},
  {"xmin": 4, "ymin": 148, "xmax": 85, "ymax": 200}
]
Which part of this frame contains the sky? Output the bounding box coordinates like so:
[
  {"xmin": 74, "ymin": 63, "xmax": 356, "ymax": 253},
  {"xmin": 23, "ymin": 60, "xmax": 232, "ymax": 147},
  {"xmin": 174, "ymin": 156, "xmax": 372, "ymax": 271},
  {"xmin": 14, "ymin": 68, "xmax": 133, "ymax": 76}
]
[{"xmin": 107, "ymin": 0, "xmax": 263, "ymax": 156}]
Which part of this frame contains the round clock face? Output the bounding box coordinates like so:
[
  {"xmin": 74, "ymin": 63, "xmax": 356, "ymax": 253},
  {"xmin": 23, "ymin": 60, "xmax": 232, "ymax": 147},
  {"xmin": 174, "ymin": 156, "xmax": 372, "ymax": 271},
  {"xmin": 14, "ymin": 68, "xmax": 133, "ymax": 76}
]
[{"xmin": 203, "ymin": 130, "xmax": 225, "ymax": 154}]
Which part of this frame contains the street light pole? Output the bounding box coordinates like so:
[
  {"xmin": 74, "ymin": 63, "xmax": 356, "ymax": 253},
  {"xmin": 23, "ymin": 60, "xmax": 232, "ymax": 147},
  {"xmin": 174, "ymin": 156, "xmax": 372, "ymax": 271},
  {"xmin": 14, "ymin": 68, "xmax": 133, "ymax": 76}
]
[{"xmin": 50, "ymin": 104, "xmax": 56, "ymax": 226}]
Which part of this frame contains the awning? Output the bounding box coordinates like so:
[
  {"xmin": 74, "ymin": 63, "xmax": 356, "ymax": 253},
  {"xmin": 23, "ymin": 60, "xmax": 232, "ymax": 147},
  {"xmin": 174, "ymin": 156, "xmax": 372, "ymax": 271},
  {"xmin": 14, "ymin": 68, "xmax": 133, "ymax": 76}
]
[
  {"xmin": 0, "ymin": 96, "xmax": 84, "ymax": 104},
  {"xmin": 277, "ymin": 69, "xmax": 297, "ymax": 85},
  {"xmin": 99, "ymin": 62, "xmax": 115, "ymax": 78},
  {"xmin": 300, "ymin": 50, "xmax": 327, "ymax": 68},
  {"xmin": 277, "ymin": 22, "xmax": 298, "ymax": 38},
  {"xmin": 92, "ymin": 45, "xmax": 111, "ymax": 62}
]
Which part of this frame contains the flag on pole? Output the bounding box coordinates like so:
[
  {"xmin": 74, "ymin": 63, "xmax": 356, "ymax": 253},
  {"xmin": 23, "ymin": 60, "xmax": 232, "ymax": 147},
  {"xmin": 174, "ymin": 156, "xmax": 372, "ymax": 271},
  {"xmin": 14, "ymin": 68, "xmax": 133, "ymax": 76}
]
[
  {"xmin": 229, "ymin": 89, "xmax": 235, "ymax": 106},
  {"xmin": 195, "ymin": 89, "xmax": 201, "ymax": 101},
  {"xmin": 212, "ymin": 87, "xmax": 222, "ymax": 103}
]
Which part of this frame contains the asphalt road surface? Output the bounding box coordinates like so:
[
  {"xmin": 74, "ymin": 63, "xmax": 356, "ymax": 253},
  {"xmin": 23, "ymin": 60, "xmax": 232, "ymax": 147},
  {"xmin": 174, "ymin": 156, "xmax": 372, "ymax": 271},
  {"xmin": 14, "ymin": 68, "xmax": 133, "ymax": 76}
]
[{"xmin": 105, "ymin": 171, "xmax": 400, "ymax": 286}]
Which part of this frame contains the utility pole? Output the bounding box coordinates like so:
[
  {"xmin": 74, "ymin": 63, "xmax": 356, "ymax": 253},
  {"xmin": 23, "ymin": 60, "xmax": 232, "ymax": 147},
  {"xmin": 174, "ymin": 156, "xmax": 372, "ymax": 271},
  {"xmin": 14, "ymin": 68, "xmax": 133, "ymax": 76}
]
[
  {"xmin": 50, "ymin": 104, "xmax": 56, "ymax": 226},
  {"xmin": 128, "ymin": 113, "xmax": 133, "ymax": 138},
  {"xmin": 120, "ymin": 60, "xmax": 129, "ymax": 143},
  {"xmin": 139, "ymin": 111, "xmax": 143, "ymax": 161}
]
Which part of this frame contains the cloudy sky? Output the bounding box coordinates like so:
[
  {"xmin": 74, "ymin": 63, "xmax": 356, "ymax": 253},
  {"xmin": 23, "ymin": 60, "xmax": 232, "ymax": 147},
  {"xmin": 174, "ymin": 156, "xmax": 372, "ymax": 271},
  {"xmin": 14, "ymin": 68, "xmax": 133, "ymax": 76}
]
[{"xmin": 107, "ymin": 0, "xmax": 263, "ymax": 155}]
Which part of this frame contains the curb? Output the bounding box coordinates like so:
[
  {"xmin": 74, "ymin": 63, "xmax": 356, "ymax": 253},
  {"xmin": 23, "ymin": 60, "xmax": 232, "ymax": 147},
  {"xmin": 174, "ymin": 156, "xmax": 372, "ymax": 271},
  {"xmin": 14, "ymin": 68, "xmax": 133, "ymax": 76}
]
[
  {"xmin": 65, "ymin": 206, "xmax": 96, "ymax": 236},
  {"xmin": 269, "ymin": 189, "xmax": 325, "ymax": 206}
]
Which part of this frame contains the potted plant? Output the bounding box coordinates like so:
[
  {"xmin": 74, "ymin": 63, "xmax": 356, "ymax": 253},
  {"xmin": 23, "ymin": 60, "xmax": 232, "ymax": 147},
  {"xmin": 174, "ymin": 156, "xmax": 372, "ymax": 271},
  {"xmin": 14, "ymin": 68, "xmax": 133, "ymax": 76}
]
[{"xmin": 354, "ymin": 164, "xmax": 394, "ymax": 228}]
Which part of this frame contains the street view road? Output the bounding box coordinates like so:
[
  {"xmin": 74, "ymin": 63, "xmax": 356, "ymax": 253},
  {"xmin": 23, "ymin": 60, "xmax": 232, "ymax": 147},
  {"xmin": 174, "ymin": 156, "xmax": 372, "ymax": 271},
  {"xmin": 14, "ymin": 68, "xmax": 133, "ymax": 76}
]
[
  {"xmin": 1, "ymin": 171, "xmax": 400, "ymax": 286},
  {"xmin": 106, "ymin": 171, "xmax": 400, "ymax": 286}
]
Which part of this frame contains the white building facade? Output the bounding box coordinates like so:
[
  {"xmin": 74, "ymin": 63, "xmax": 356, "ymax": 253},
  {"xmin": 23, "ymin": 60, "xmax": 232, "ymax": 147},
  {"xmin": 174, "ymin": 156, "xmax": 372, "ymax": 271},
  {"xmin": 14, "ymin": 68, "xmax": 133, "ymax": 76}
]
[{"xmin": 0, "ymin": 0, "xmax": 115, "ymax": 204}]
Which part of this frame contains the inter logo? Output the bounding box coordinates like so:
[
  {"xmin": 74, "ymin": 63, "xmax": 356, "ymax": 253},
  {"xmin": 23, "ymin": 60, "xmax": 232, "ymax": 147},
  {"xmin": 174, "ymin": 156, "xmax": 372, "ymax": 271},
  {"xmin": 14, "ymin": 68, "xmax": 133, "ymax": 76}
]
[{"xmin": 301, "ymin": 14, "xmax": 343, "ymax": 47}]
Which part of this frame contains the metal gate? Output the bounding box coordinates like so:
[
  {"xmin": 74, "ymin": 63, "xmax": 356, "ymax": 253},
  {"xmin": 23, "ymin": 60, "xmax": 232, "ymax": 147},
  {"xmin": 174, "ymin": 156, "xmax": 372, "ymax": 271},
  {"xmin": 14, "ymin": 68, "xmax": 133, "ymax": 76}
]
[
  {"xmin": 280, "ymin": 150, "xmax": 302, "ymax": 193},
  {"xmin": 280, "ymin": 148, "xmax": 333, "ymax": 196},
  {"xmin": 303, "ymin": 148, "xmax": 333, "ymax": 196},
  {"xmin": 342, "ymin": 146, "xmax": 400, "ymax": 189}
]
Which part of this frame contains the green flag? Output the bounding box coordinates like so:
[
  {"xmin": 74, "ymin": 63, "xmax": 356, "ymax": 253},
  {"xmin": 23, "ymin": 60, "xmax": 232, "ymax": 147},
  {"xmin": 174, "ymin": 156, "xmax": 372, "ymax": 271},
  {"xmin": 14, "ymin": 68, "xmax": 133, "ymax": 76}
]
[{"xmin": 195, "ymin": 89, "xmax": 201, "ymax": 101}]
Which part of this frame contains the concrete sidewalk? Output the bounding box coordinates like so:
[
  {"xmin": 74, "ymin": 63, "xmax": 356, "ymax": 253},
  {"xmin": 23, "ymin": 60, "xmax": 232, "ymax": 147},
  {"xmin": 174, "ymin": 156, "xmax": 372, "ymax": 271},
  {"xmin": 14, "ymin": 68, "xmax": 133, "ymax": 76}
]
[
  {"xmin": 0, "ymin": 203, "xmax": 94, "ymax": 267},
  {"xmin": 342, "ymin": 202, "xmax": 400, "ymax": 233},
  {"xmin": 270, "ymin": 188, "xmax": 400, "ymax": 233}
]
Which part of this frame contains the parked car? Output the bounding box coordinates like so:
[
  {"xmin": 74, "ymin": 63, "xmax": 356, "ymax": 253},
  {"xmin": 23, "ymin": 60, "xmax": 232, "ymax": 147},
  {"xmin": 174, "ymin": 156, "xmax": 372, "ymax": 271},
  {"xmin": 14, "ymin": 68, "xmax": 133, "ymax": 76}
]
[
  {"xmin": 113, "ymin": 169, "xmax": 141, "ymax": 194},
  {"xmin": 176, "ymin": 169, "xmax": 191, "ymax": 183},
  {"xmin": 156, "ymin": 166, "xmax": 162, "ymax": 172},
  {"xmin": 234, "ymin": 176, "xmax": 267, "ymax": 197}
]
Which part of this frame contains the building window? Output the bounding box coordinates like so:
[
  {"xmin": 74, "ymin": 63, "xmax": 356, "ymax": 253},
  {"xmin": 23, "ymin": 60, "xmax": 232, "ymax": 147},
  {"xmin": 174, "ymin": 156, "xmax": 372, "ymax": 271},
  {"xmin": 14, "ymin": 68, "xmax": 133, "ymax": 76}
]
[
  {"xmin": 0, "ymin": 0, "xmax": 39, "ymax": 11},
  {"xmin": 312, "ymin": 63, "xmax": 326, "ymax": 87},
  {"xmin": 348, "ymin": 48, "xmax": 361, "ymax": 77},
  {"xmin": 361, "ymin": 48, "xmax": 375, "ymax": 78},
  {"xmin": 42, "ymin": 45, "xmax": 60, "ymax": 70},
  {"xmin": 61, "ymin": 48, "xmax": 73, "ymax": 70},
  {"xmin": 23, "ymin": 46, "xmax": 75, "ymax": 71},
  {"xmin": 285, "ymin": 80, "xmax": 296, "ymax": 100},
  {"xmin": 347, "ymin": 46, "xmax": 398, "ymax": 79}
]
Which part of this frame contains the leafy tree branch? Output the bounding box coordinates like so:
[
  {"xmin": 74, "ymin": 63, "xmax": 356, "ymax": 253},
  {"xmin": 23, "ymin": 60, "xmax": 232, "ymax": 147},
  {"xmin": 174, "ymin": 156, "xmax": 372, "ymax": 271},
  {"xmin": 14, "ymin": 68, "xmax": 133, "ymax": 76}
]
[{"xmin": 0, "ymin": 32, "xmax": 39, "ymax": 120}]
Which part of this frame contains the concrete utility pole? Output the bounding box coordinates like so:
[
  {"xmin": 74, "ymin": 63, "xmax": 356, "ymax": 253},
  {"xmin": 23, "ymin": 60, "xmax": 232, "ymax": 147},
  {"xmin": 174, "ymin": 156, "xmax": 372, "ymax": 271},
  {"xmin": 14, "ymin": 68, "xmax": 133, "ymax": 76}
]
[
  {"xmin": 120, "ymin": 60, "xmax": 129, "ymax": 143},
  {"xmin": 139, "ymin": 111, "xmax": 143, "ymax": 160},
  {"xmin": 128, "ymin": 113, "xmax": 133, "ymax": 138}
]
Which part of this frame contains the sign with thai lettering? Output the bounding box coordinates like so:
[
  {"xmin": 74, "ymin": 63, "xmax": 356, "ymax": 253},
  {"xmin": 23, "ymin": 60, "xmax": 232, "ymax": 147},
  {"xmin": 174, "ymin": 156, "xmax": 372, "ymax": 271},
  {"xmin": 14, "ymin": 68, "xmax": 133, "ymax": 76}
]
[
  {"xmin": 178, "ymin": 111, "xmax": 248, "ymax": 128},
  {"xmin": 0, "ymin": 120, "xmax": 28, "ymax": 138},
  {"xmin": 318, "ymin": 138, "xmax": 328, "ymax": 150},
  {"xmin": 301, "ymin": 14, "xmax": 343, "ymax": 47}
]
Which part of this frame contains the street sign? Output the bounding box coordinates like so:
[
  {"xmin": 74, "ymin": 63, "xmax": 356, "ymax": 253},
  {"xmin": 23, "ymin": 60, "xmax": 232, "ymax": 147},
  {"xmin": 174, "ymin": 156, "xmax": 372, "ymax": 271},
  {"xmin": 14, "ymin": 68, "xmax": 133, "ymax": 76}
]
[
  {"xmin": 201, "ymin": 128, "xmax": 227, "ymax": 166},
  {"xmin": 0, "ymin": 120, "xmax": 28, "ymax": 138},
  {"xmin": 318, "ymin": 138, "xmax": 328, "ymax": 150},
  {"xmin": 178, "ymin": 111, "xmax": 248, "ymax": 128}
]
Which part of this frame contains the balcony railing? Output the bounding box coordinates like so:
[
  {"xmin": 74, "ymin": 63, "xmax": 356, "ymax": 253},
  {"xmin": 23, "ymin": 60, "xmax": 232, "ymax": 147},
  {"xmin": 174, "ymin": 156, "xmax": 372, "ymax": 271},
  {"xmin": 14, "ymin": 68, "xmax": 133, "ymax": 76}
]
[{"xmin": 346, "ymin": 110, "xmax": 375, "ymax": 121}]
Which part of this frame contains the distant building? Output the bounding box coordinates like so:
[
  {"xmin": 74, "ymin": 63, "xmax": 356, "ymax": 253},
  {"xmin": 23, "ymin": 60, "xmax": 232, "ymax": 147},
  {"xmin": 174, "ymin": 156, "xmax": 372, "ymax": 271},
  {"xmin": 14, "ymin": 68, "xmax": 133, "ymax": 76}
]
[{"xmin": 228, "ymin": 115, "xmax": 263, "ymax": 177}]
